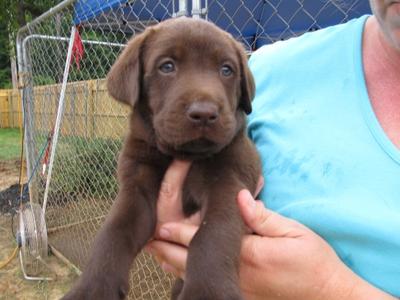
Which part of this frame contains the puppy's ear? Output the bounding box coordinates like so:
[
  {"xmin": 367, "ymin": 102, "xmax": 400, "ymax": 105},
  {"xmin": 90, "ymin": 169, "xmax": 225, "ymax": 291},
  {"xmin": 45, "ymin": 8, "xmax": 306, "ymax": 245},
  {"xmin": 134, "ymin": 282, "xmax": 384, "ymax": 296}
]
[
  {"xmin": 236, "ymin": 42, "xmax": 255, "ymax": 115},
  {"xmin": 107, "ymin": 30, "xmax": 152, "ymax": 106}
]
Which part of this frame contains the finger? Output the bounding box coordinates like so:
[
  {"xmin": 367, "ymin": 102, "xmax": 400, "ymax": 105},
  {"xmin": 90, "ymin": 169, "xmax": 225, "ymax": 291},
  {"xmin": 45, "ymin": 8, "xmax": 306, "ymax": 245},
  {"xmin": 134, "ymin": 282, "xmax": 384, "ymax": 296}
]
[
  {"xmin": 254, "ymin": 176, "xmax": 264, "ymax": 197},
  {"xmin": 157, "ymin": 160, "xmax": 192, "ymax": 223},
  {"xmin": 161, "ymin": 262, "xmax": 183, "ymax": 279},
  {"xmin": 145, "ymin": 240, "xmax": 187, "ymax": 279},
  {"xmin": 161, "ymin": 160, "xmax": 192, "ymax": 191},
  {"xmin": 237, "ymin": 189, "xmax": 302, "ymax": 237},
  {"xmin": 157, "ymin": 222, "xmax": 198, "ymax": 247}
]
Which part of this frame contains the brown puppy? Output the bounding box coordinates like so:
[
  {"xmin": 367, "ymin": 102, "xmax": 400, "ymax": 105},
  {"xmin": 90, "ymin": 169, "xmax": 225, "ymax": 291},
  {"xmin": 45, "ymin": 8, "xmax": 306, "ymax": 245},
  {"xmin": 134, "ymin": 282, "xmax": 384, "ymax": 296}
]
[{"xmin": 62, "ymin": 17, "xmax": 261, "ymax": 300}]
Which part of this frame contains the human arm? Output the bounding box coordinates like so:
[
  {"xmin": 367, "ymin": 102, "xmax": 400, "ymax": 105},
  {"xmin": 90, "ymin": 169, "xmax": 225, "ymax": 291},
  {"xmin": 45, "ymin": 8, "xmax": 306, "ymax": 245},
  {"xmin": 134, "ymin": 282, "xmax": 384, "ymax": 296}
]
[{"xmin": 146, "ymin": 161, "xmax": 397, "ymax": 300}]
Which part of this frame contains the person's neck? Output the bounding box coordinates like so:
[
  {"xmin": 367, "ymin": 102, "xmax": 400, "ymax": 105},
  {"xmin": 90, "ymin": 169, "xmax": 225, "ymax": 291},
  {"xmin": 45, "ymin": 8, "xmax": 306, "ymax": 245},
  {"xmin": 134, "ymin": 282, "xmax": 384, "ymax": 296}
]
[
  {"xmin": 364, "ymin": 16, "xmax": 400, "ymax": 79},
  {"xmin": 363, "ymin": 16, "xmax": 400, "ymax": 149}
]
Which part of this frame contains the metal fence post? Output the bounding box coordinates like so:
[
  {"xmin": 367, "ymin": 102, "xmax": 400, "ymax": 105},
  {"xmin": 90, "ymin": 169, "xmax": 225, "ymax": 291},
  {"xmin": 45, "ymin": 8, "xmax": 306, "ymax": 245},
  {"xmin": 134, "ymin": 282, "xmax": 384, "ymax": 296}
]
[
  {"xmin": 192, "ymin": 0, "xmax": 201, "ymax": 18},
  {"xmin": 42, "ymin": 26, "xmax": 77, "ymax": 215},
  {"xmin": 17, "ymin": 31, "xmax": 37, "ymax": 203},
  {"xmin": 174, "ymin": 0, "xmax": 188, "ymax": 17}
]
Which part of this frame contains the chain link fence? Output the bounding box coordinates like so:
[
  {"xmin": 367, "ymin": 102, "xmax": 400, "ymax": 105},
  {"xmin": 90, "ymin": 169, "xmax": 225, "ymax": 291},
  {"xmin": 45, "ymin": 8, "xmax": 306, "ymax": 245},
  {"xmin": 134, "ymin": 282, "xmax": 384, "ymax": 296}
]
[{"xmin": 16, "ymin": 0, "xmax": 371, "ymax": 298}]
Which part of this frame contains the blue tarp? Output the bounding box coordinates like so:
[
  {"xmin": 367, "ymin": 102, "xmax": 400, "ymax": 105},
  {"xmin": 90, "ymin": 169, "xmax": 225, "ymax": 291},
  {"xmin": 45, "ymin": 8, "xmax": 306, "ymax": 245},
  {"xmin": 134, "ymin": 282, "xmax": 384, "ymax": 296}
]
[
  {"xmin": 74, "ymin": 0, "xmax": 174, "ymax": 24},
  {"xmin": 74, "ymin": 0, "xmax": 128, "ymax": 24},
  {"xmin": 74, "ymin": 0, "xmax": 371, "ymax": 49}
]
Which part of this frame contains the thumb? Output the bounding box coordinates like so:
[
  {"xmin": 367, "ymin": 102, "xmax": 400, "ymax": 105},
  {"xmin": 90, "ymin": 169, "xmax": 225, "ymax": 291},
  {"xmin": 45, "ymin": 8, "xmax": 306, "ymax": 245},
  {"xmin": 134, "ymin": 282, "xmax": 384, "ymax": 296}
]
[
  {"xmin": 237, "ymin": 189, "xmax": 302, "ymax": 237},
  {"xmin": 159, "ymin": 160, "xmax": 191, "ymax": 196},
  {"xmin": 157, "ymin": 160, "xmax": 191, "ymax": 223}
]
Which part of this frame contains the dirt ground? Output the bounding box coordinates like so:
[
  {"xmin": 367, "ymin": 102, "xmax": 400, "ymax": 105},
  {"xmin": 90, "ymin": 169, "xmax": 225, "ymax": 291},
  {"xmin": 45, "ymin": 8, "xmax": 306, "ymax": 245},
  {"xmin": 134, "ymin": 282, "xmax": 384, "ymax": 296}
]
[
  {"xmin": 0, "ymin": 160, "xmax": 22, "ymax": 192},
  {"xmin": 0, "ymin": 160, "xmax": 77, "ymax": 300}
]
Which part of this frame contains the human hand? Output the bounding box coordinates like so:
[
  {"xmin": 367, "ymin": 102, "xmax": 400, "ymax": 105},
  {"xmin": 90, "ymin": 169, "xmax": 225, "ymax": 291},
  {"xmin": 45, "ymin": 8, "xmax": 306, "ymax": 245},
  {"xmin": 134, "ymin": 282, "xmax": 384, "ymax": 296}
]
[
  {"xmin": 152, "ymin": 159, "xmax": 264, "ymax": 234},
  {"xmin": 154, "ymin": 159, "xmax": 199, "ymax": 231},
  {"xmin": 146, "ymin": 158, "xmax": 262, "ymax": 275},
  {"xmin": 146, "ymin": 188, "xmax": 396, "ymax": 300}
]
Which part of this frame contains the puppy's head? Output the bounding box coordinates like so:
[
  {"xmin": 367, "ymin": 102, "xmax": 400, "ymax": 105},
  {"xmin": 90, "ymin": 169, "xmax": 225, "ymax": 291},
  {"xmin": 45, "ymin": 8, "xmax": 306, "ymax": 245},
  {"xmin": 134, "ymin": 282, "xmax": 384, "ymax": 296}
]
[{"xmin": 107, "ymin": 17, "xmax": 255, "ymax": 159}]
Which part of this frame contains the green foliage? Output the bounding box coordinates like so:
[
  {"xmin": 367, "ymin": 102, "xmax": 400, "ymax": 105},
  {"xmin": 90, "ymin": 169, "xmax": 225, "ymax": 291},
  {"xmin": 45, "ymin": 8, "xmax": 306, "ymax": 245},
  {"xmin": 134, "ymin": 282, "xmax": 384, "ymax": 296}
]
[
  {"xmin": 0, "ymin": 128, "xmax": 22, "ymax": 160},
  {"xmin": 25, "ymin": 23, "xmax": 125, "ymax": 84},
  {"xmin": 0, "ymin": 0, "xmax": 58, "ymax": 87},
  {"xmin": 0, "ymin": 0, "xmax": 125, "ymax": 87},
  {"xmin": 0, "ymin": 70, "xmax": 12, "ymax": 88},
  {"xmin": 33, "ymin": 74, "xmax": 56, "ymax": 86},
  {"xmin": 0, "ymin": 8, "xmax": 13, "ymax": 88},
  {"xmin": 50, "ymin": 136, "xmax": 122, "ymax": 200},
  {"xmin": 68, "ymin": 30, "xmax": 125, "ymax": 82}
]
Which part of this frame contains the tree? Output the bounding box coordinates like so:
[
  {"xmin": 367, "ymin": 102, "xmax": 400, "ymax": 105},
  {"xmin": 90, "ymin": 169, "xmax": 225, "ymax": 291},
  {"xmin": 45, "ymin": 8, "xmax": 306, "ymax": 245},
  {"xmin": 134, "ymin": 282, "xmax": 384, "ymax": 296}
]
[
  {"xmin": 0, "ymin": 0, "xmax": 57, "ymax": 88},
  {"xmin": 0, "ymin": 12, "xmax": 12, "ymax": 88}
]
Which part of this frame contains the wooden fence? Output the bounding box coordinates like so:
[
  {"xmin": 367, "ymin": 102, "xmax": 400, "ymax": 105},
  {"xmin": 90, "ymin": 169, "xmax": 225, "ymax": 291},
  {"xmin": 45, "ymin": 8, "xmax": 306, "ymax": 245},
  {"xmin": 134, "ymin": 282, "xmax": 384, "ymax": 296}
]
[
  {"xmin": 0, "ymin": 80, "xmax": 130, "ymax": 138},
  {"xmin": 32, "ymin": 79, "xmax": 130, "ymax": 139},
  {"xmin": 0, "ymin": 89, "xmax": 22, "ymax": 128}
]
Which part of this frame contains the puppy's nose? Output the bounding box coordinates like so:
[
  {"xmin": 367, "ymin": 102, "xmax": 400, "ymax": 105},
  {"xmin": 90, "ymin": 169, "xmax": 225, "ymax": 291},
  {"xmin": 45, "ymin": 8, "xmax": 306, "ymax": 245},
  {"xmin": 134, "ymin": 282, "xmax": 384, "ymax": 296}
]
[{"xmin": 186, "ymin": 102, "xmax": 219, "ymax": 126}]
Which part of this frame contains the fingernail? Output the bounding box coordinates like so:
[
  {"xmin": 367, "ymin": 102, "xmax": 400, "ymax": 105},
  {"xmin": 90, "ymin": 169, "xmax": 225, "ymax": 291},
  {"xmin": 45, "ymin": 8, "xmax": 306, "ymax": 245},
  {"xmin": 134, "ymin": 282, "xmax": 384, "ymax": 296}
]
[
  {"xmin": 160, "ymin": 182, "xmax": 171, "ymax": 195},
  {"xmin": 159, "ymin": 227, "xmax": 170, "ymax": 239}
]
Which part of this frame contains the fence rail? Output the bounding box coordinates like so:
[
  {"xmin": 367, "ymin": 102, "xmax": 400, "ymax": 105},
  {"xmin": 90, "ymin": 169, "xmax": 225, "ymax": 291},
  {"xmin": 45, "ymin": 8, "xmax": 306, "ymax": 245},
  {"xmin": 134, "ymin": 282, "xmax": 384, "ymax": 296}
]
[{"xmin": 16, "ymin": 0, "xmax": 371, "ymax": 299}]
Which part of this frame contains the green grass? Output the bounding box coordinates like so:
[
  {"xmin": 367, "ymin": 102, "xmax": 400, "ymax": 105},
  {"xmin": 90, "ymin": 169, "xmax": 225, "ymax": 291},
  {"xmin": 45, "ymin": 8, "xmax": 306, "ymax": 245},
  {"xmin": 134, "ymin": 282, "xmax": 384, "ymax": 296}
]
[{"xmin": 0, "ymin": 128, "xmax": 22, "ymax": 161}]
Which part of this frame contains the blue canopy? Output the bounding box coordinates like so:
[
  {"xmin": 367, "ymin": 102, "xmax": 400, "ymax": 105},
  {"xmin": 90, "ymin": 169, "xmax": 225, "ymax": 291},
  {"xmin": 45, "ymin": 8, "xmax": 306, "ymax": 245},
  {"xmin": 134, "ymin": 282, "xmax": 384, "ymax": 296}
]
[
  {"xmin": 75, "ymin": 0, "xmax": 128, "ymax": 24},
  {"xmin": 74, "ymin": 0, "xmax": 173, "ymax": 24},
  {"xmin": 74, "ymin": 0, "xmax": 371, "ymax": 49}
]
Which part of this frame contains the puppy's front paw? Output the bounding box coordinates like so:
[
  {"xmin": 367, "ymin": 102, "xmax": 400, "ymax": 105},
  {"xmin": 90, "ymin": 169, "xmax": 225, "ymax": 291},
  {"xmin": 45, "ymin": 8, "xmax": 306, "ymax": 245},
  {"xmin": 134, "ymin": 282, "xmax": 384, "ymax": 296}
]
[
  {"xmin": 62, "ymin": 278, "xmax": 128, "ymax": 300},
  {"xmin": 177, "ymin": 283, "xmax": 244, "ymax": 300},
  {"xmin": 178, "ymin": 292, "xmax": 244, "ymax": 300}
]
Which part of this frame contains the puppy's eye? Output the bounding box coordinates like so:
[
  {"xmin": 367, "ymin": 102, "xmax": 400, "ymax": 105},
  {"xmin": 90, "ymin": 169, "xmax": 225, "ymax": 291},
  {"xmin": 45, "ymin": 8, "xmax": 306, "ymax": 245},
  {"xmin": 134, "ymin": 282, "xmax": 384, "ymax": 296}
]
[
  {"xmin": 221, "ymin": 65, "xmax": 234, "ymax": 77},
  {"xmin": 159, "ymin": 61, "xmax": 175, "ymax": 74}
]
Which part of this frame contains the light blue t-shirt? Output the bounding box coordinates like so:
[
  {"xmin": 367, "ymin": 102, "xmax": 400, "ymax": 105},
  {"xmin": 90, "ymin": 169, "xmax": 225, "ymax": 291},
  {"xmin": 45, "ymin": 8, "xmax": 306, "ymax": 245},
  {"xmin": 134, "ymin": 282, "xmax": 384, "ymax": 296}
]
[{"xmin": 248, "ymin": 15, "xmax": 400, "ymax": 296}]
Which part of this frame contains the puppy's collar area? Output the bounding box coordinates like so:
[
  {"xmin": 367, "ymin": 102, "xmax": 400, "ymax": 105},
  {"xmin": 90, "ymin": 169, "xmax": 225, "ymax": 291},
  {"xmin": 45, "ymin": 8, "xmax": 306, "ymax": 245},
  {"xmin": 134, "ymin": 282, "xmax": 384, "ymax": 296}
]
[
  {"xmin": 156, "ymin": 138, "xmax": 223, "ymax": 160},
  {"xmin": 177, "ymin": 138, "xmax": 217, "ymax": 154}
]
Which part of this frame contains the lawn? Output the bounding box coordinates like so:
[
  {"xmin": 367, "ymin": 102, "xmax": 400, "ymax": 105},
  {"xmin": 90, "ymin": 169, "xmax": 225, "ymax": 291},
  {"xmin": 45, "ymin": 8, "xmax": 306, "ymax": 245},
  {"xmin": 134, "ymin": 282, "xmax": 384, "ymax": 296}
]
[{"xmin": 0, "ymin": 128, "xmax": 22, "ymax": 161}]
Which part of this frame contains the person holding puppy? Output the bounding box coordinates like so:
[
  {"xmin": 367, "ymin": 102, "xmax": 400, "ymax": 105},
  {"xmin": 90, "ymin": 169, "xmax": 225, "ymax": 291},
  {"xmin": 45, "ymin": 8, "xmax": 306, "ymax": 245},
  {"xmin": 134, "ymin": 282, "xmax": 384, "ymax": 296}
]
[{"xmin": 145, "ymin": 0, "xmax": 400, "ymax": 299}]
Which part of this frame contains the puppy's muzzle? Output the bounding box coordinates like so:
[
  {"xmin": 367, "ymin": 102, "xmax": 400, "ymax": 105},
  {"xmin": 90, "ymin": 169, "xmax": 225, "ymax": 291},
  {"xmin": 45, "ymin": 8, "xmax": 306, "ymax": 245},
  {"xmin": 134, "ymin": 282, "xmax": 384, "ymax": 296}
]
[{"xmin": 186, "ymin": 101, "xmax": 219, "ymax": 127}]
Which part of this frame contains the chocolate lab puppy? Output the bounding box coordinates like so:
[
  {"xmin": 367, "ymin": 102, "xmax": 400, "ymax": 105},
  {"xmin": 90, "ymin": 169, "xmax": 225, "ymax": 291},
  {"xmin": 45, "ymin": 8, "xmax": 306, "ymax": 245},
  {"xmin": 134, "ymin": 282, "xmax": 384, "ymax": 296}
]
[{"xmin": 63, "ymin": 17, "xmax": 261, "ymax": 300}]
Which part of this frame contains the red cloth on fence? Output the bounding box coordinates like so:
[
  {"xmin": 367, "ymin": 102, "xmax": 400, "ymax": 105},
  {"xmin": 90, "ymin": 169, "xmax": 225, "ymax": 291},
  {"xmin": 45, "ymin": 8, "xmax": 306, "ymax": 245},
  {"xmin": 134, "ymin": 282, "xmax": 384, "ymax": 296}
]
[{"xmin": 72, "ymin": 27, "xmax": 84, "ymax": 69}]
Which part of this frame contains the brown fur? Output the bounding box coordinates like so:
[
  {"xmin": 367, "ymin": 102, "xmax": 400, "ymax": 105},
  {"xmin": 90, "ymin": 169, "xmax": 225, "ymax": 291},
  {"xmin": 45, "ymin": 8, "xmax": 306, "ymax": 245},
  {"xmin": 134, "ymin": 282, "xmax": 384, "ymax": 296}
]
[{"xmin": 62, "ymin": 17, "xmax": 261, "ymax": 300}]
